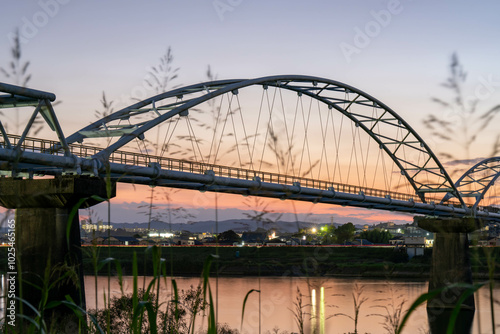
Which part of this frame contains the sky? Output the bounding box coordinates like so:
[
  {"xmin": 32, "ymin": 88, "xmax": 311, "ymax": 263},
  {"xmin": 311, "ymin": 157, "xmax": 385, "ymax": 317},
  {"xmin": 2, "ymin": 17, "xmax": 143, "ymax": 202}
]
[{"xmin": 1, "ymin": 0, "xmax": 500, "ymax": 226}]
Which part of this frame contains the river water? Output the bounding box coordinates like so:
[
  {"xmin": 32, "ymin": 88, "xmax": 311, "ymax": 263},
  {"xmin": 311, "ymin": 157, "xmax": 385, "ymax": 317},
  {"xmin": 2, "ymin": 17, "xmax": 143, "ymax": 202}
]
[{"xmin": 84, "ymin": 276, "xmax": 500, "ymax": 334}]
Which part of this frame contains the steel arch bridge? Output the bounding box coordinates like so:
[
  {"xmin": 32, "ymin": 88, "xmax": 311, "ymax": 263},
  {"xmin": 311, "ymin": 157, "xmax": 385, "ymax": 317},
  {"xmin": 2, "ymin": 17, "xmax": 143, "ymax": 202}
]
[
  {"xmin": 442, "ymin": 157, "xmax": 500, "ymax": 211},
  {"xmin": 0, "ymin": 76, "xmax": 499, "ymax": 221}
]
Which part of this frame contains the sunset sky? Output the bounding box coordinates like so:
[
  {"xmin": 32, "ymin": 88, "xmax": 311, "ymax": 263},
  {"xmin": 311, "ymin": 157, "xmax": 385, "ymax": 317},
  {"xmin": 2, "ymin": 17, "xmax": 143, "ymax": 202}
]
[{"xmin": 1, "ymin": 0, "xmax": 500, "ymax": 225}]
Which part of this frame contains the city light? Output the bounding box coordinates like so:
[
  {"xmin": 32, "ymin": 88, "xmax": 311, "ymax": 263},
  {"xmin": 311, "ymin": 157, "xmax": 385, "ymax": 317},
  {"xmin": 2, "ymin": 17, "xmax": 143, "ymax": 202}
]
[{"xmin": 148, "ymin": 232, "xmax": 174, "ymax": 238}]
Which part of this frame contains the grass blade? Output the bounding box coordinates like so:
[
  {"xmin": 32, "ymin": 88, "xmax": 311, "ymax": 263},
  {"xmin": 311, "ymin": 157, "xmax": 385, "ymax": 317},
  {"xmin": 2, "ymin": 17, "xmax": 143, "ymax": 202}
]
[
  {"xmin": 446, "ymin": 283, "xmax": 484, "ymax": 334},
  {"xmin": 396, "ymin": 288, "xmax": 444, "ymax": 334},
  {"xmin": 241, "ymin": 289, "xmax": 260, "ymax": 330}
]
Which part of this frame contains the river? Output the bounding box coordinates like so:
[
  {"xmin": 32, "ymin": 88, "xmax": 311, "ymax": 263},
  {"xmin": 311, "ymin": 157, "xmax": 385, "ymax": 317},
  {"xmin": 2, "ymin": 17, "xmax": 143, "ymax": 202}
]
[{"xmin": 84, "ymin": 276, "xmax": 500, "ymax": 334}]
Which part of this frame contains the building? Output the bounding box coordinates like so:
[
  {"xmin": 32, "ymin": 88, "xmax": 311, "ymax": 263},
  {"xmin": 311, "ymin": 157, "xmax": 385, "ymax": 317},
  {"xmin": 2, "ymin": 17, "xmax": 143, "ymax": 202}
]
[
  {"xmin": 389, "ymin": 236, "xmax": 405, "ymax": 245},
  {"xmin": 404, "ymin": 237, "xmax": 426, "ymax": 259},
  {"xmin": 266, "ymin": 238, "xmax": 286, "ymax": 246},
  {"xmin": 173, "ymin": 236, "xmax": 196, "ymax": 245},
  {"xmin": 81, "ymin": 222, "xmax": 113, "ymax": 233},
  {"xmin": 486, "ymin": 237, "xmax": 500, "ymax": 246},
  {"xmin": 241, "ymin": 232, "xmax": 268, "ymax": 246},
  {"xmin": 95, "ymin": 236, "xmax": 139, "ymax": 246}
]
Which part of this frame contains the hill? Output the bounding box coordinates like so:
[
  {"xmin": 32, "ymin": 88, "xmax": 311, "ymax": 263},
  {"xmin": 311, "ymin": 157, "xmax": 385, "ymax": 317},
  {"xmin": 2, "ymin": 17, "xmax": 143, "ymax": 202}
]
[{"xmin": 109, "ymin": 219, "xmax": 336, "ymax": 233}]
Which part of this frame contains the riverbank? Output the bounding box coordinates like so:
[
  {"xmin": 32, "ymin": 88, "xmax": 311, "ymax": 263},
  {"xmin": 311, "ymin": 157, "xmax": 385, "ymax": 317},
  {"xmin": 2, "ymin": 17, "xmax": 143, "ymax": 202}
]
[
  {"xmin": 2, "ymin": 245, "xmax": 498, "ymax": 279},
  {"xmin": 78, "ymin": 245, "xmax": 499, "ymax": 279}
]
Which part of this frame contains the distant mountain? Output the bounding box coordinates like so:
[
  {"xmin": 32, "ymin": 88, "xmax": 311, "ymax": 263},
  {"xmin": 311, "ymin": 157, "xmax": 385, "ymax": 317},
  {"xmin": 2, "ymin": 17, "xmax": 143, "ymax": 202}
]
[{"xmin": 108, "ymin": 219, "xmax": 336, "ymax": 234}]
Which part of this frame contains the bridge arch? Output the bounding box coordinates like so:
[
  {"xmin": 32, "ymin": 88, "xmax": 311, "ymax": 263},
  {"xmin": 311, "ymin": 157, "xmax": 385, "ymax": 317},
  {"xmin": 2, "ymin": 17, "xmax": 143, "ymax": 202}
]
[
  {"xmin": 66, "ymin": 75, "xmax": 463, "ymax": 205},
  {"xmin": 442, "ymin": 157, "xmax": 500, "ymax": 210}
]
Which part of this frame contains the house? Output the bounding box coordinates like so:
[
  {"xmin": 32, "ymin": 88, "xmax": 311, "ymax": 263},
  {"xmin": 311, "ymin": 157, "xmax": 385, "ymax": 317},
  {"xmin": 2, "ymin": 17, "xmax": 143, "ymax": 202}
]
[
  {"xmin": 389, "ymin": 236, "xmax": 405, "ymax": 246},
  {"xmin": 201, "ymin": 237, "xmax": 217, "ymax": 245},
  {"xmin": 488, "ymin": 237, "xmax": 500, "ymax": 246},
  {"xmin": 91, "ymin": 237, "xmax": 106, "ymax": 245},
  {"xmin": 173, "ymin": 236, "xmax": 196, "ymax": 245},
  {"xmin": 404, "ymin": 237, "xmax": 426, "ymax": 259},
  {"xmin": 286, "ymin": 238, "xmax": 304, "ymax": 246},
  {"xmin": 241, "ymin": 232, "xmax": 267, "ymax": 246},
  {"xmin": 351, "ymin": 239, "xmax": 373, "ymax": 246},
  {"xmin": 266, "ymin": 238, "xmax": 286, "ymax": 246},
  {"xmin": 102, "ymin": 236, "xmax": 139, "ymax": 246},
  {"xmin": 139, "ymin": 238, "xmax": 157, "ymax": 246}
]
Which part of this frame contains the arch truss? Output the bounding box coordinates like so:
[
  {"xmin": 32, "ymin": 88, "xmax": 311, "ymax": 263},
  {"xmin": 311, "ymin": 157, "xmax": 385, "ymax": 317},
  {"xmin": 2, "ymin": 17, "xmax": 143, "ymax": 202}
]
[
  {"xmin": 65, "ymin": 75, "xmax": 463, "ymax": 206},
  {"xmin": 442, "ymin": 157, "xmax": 500, "ymax": 211},
  {"xmin": 0, "ymin": 82, "xmax": 71, "ymax": 158}
]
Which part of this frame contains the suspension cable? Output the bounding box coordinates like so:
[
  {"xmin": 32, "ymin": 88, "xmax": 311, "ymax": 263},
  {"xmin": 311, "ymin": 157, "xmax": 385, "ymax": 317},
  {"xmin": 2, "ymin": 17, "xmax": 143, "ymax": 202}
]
[
  {"xmin": 208, "ymin": 93, "xmax": 225, "ymax": 165},
  {"xmin": 213, "ymin": 93, "xmax": 235, "ymax": 165},
  {"xmin": 235, "ymin": 94, "xmax": 254, "ymax": 170},
  {"xmin": 317, "ymin": 99, "xmax": 332, "ymax": 182},
  {"xmin": 252, "ymin": 88, "xmax": 266, "ymax": 172},
  {"xmin": 228, "ymin": 94, "xmax": 244, "ymax": 168}
]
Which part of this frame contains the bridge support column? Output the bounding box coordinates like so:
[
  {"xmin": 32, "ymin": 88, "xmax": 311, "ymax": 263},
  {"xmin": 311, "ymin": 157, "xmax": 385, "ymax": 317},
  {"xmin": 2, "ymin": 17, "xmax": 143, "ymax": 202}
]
[
  {"xmin": 0, "ymin": 176, "xmax": 115, "ymax": 333},
  {"xmin": 416, "ymin": 216, "xmax": 481, "ymax": 334}
]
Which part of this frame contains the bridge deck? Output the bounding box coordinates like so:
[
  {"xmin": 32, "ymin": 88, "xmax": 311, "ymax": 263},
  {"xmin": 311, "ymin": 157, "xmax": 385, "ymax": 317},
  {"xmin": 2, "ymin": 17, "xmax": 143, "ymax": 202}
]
[{"xmin": 3, "ymin": 134, "xmax": 467, "ymax": 206}]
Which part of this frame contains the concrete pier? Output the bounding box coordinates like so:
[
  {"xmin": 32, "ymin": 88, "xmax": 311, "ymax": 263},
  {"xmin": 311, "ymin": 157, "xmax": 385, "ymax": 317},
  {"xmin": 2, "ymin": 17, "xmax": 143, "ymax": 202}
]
[
  {"xmin": 416, "ymin": 216, "xmax": 482, "ymax": 334},
  {"xmin": 0, "ymin": 176, "xmax": 115, "ymax": 332}
]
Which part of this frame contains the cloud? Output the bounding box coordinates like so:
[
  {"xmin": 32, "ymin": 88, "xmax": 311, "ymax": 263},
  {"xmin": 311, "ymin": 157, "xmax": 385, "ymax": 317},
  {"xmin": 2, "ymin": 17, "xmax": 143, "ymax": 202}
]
[
  {"xmin": 88, "ymin": 198, "xmax": 413, "ymax": 226},
  {"xmin": 444, "ymin": 157, "xmax": 487, "ymax": 167}
]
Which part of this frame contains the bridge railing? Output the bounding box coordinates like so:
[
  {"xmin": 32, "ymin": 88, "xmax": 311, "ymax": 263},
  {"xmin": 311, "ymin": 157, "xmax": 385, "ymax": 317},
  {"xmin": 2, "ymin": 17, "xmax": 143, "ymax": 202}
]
[
  {"xmin": 1, "ymin": 134, "xmax": 480, "ymax": 209},
  {"xmin": 104, "ymin": 146, "xmax": 419, "ymax": 201}
]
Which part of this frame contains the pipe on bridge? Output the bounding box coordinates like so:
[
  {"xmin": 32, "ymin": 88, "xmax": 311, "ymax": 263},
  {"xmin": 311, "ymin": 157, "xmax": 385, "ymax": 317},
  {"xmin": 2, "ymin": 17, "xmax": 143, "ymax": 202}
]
[
  {"xmin": 0, "ymin": 148, "xmax": 499, "ymax": 221},
  {"xmin": 0, "ymin": 148, "xmax": 495, "ymax": 334},
  {"xmin": 0, "ymin": 83, "xmax": 56, "ymax": 102}
]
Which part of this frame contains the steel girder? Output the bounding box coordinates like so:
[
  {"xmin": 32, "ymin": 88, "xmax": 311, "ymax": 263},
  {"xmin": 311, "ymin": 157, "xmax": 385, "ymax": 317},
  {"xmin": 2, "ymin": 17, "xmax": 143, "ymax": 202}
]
[
  {"xmin": 442, "ymin": 157, "xmax": 500, "ymax": 210},
  {"xmin": 0, "ymin": 83, "xmax": 71, "ymax": 157},
  {"xmin": 64, "ymin": 75, "xmax": 464, "ymax": 205},
  {"xmin": 0, "ymin": 148, "xmax": 498, "ymax": 221}
]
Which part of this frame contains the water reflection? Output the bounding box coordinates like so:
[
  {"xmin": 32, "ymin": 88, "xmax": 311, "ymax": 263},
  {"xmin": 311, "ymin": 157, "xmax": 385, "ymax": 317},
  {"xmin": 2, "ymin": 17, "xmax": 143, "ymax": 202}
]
[
  {"xmin": 320, "ymin": 286, "xmax": 325, "ymax": 334},
  {"xmin": 86, "ymin": 276, "xmax": 433, "ymax": 333},
  {"xmin": 310, "ymin": 286, "xmax": 326, "ymax": 334},
  {"xmin": 1, "ymin": 275, "xmax": 497, "ymax": 333},
  {"xmin": 84, "ymin": 276, "xmax": 500, "ymax": 333}
]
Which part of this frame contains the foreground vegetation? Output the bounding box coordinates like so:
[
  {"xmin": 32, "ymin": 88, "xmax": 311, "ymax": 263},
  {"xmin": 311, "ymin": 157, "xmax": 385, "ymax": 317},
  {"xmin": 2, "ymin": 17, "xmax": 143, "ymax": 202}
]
[{"xmin": 1, "ymin": 244, "xmax": 498, "ymax": 333}]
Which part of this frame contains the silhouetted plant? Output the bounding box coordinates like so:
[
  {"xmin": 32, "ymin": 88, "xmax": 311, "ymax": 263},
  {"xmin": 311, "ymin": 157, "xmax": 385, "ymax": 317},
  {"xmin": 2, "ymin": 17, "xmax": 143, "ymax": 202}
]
[
  {"xmin": 216, "ymin": 323, "xmax": 240, "ymax": 334},
  {"xmin": 242, "ymin": 197, "xmax": 282, "ymax": 231},
  {"xmin": 359, "ymin": 228, "xmax": 393, "ymax": 244},
  {"xmin": 330, "ymin": 283, "xmax": 369, "ymax": 334},
  {"xmin": 334, "ymin": 222, "xmax": 356, "ymax": 244},
  {"xmin": 289, "ymin": 286, "xmax": 307, "ymax": 334},
  {"xmin": 0, "ymin": 29, "xmax": 42, "ymax": 135},
  {"xmin": 396, "ymin": 283, "xmax": 484, "ymax": 334},
  {"xmin": 372, "ymin": 284, "xmax": 407, "ymax": 334},
  {"xmin": 265, "ymin": 326, "xmax": 289, "ymax": 334},
  {"xmin": 423, "ymin": 53, "xmax": 500, "ymax": 162},
  {"xmin": 144, "ymin": 47, "xmax": 180, "ymax": 95},
  {"xmin": 89, "ymin": 289, "xmax": 156, "ymax": 333},
  {"xmin": 420, "ymin": 52, "xmax": 500, "ymax": 334},
  {"xmin": 317, "ymin": 224, "xmax": 337, "ymax": 244},
  {"xmin": 0, "ymin": 29, "xmax": 31, "ymax": 88},
  {"xmin": 82, "ymin": 207, "xmax": 105, "ymax": 312},
  {"xmin": 94, "ymin": 91, "xmax": 115, "ymax": 120}
]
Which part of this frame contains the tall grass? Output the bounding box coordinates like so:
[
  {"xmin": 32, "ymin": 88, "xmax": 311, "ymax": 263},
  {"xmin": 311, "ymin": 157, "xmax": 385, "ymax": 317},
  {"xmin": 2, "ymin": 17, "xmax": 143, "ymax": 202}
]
[
  {"xmin": 3, "ymin": 238, "xmax": 499, "ymax": 333},
  {"xmin": 330, "ymin": 283, "xmax": 369, "ymax": 334}
]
